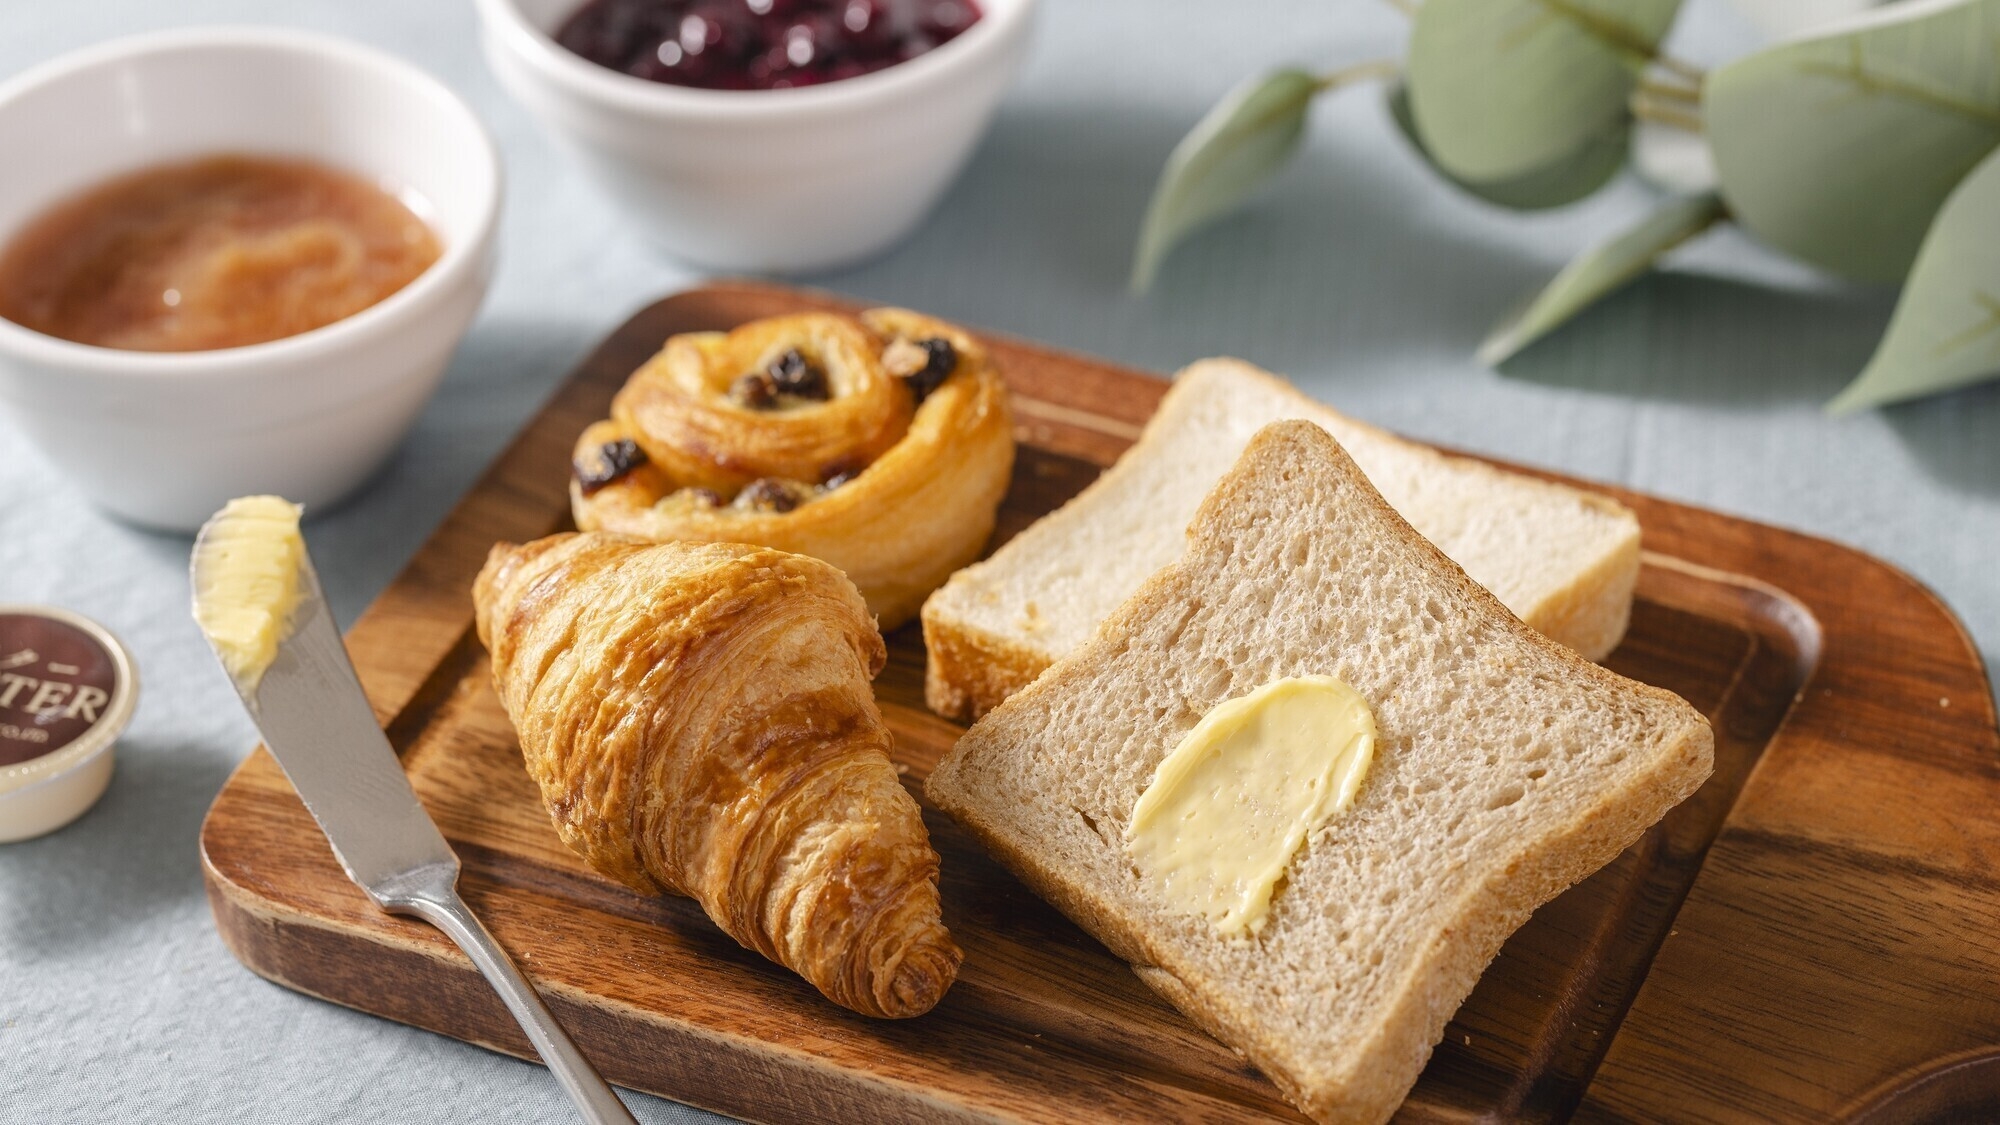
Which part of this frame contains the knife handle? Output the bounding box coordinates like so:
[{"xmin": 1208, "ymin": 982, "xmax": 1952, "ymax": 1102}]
[{"xmin": 380, "ymin": 868, "xmax": 639, "ymax": 1125}]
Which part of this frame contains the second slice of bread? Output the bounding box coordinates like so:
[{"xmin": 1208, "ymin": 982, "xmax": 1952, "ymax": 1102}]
[
  {"xmin": 921, "ymin": 359, "xmax": 1642, "ymax": 721},
  {"xmin": 927, "ymin": 420, "xmax": 1713, "ymax": 1125}
]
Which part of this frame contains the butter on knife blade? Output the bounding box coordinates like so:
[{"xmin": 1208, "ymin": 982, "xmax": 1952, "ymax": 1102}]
[
  {"xmin": 187, "ymin": 491, "xmax": 449, "ymax": 890},
  {"xmin": 190, "ymin": 495, "xmax": 305, "ymax": 693},
  {"xmin": 186, "ymin": 496, "xmax": 637, "ymax": 1124}
]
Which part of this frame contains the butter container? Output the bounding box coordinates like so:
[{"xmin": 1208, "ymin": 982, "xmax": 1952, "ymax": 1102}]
[{"xmin": 0, "ymin": 604, "xmax": 137, "ymax": 841}]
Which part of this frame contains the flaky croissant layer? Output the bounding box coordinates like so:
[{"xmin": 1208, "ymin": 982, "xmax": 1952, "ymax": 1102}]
[{"xmin": 474, "ymin": 531, "xmax": 960, "ymax": 1018}]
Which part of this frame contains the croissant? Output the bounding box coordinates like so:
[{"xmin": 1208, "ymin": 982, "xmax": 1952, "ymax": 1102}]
[
  {"xmin": 472, "ymin": 531, "xmax": 960, "ymax": 1018},
  {"xmin": 569, "ymin": 308, "xmax": 1015, "ymax": 629}
]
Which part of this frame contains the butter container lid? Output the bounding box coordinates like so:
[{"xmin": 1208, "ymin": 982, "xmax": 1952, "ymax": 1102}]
[{"xmin": 0, "ymin": 604, "xmax": 138, "ymax": 841}]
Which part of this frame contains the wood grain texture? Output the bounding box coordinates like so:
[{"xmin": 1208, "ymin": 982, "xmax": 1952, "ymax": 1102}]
[{"xmin": 199, "ymin": 282, "xmax": 2000, "ymax": 1124}]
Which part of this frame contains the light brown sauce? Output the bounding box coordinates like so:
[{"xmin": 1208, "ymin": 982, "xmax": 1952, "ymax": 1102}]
[{"xmin": 0, "ymin": 155, "xmax": 441, "ymax": 352}]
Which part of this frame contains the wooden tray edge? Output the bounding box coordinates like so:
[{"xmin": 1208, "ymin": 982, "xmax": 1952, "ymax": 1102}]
[{"xmin": 197, "ymin": 796, "xmax": 999, "ymax": 1125}]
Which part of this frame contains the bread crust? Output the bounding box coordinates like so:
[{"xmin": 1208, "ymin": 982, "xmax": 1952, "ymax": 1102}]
[
  {"xmin": 919, "ymin": 605, "xmax": 1055, "ymax": 722},
  {"xmin": 928, "ymin": 420, "xmax": 1712, "ymax": 1124},
  {"xmin": 920, "ymin": 359, "xmax": 1640, "ymax": 721}
]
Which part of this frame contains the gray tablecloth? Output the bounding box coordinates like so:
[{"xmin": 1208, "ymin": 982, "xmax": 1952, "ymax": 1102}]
[{"xmin": 4, "ymin": 1, "xmax": 1994, "ymax": 1121}]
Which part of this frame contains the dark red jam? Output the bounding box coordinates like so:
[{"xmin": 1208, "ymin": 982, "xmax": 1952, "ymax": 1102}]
[{"xmin": 555, "ymin": 0, "xmax": 982, "ymax": 90}]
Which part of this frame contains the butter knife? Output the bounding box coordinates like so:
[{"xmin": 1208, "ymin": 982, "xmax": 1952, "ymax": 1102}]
[{"xmin": 192, "ymin": 526, "xmax": 637, "ymax": 1125}]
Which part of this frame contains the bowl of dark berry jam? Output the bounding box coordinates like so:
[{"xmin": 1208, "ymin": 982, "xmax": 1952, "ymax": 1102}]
[
  {"xmin": 556, "ymin": 0, "xmax": 983, "ymax": 91},
  {"xmin": 476, "ymin": 0, "xmax": 1034, "ymax": 271}
]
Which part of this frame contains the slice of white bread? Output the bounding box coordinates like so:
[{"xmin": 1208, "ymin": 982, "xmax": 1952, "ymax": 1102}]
[
  {"xmin": 922, "ymin": 359, "xmax": 1641, "ymax": 721},
  {"xmin": 927, "ymin": 421, "xmax": 1713, "ymax": 1125}
]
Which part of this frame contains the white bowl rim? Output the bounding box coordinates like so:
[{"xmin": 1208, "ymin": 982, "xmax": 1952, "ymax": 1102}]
[
  {"xmin": 0, "ymin": 25, "xmax": 502, "ymax": 379},
  {"xmin": 476, "ymin": 0, "xmax": 1035, "ymax": 120}
]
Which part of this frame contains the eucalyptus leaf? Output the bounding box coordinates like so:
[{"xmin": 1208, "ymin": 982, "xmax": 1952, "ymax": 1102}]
[
  {"xmin": 1131, "ymin": 68, "xmax": 1319, "ymax": 291},
  {"xmin": 1727, "ymin": 0, "xmax": 1888, "ymax": 39},
  {"xmin": 1387, "ymin": 81, "xmax": 1628, "ymax": 209},
  {"xmin": 1408, "ymin": 0, "xmax": 1681, "ymax": 185},
  {"xmin": 1706, "ymin": 0, "xmax": 2000, "ymax": 281},
  {"xmin": 1830, "ymin": 145, "xmax": 2000, "ymax": 412},
  {"xmin": 1480, "ymin": 191, "xmax": 1726, "ymax": 365}
]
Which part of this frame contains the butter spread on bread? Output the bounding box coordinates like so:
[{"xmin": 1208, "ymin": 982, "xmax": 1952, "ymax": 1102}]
[
  {"xmin": 191, "ymin": 495, "xmax": 305, "ymax": 692},
  {"xmin": 928, "ymin": 420, "xmax": 1712, "ymax": 1124},
  {"xmin": 921, "ymin": 359, "xmax": 1641, "ymax": 721},
  {"xmin": 1126, "ymin": 675, "xmax": 1375, "ymax": 938}
]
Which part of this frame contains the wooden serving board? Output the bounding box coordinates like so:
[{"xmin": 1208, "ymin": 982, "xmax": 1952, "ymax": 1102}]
[{"xmin": 201, "ymin": 283, "xmax": 2000, "ymax": 1124}]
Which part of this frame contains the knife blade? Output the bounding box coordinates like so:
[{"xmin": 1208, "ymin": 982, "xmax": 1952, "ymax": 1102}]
[
  {"xmin": 219, "ymin": 548, "xmax": 454, "ymax": 896},
  {"xmin": 192, "ymin": 519, "xmax": 635, "ymax": 1125}
]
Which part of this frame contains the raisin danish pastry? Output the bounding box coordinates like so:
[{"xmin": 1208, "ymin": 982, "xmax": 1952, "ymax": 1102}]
[
  {"xmin": 570, "ymin": 308, "xmax": 1014, "ymax": 629},
  {"xmin": 473, "ymin": 532, "xmax": 961, "ymax": 1019}
]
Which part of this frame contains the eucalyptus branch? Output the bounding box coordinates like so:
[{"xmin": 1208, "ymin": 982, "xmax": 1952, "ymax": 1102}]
[
  {"xmin": 1629, "ymin": 93, "xmax": 1703, "ymax": 133},
  {"xmin": 1637, "ymin": 76, "xmax": 1702, "ymax": 106},
  {"xmin": 1315, "ymin": 59, "xmax": 1403, "ymax": 93},
  {"xmin": 1655, "ymin": 54, "xmax": 1707, "ymax": 83}
]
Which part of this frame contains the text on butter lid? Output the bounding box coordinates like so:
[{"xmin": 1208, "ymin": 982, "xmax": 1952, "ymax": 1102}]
[{"xmin": 0, "ymin": 605, "xmax": 137, "ymax": 784}]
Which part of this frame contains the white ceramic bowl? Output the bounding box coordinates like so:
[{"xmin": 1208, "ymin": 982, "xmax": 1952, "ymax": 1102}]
[
  {"xmin": 0, "ymin": 28, "xmax": 501, "ymax": 532},
  {"xmin": 478, "ymin": 0, "xmax": 1034, "ymax": 272}
]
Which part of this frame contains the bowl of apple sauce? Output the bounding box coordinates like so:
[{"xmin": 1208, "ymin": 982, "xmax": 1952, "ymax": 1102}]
[{"xmin": 0, "ymin": 28, "xmax": 501, "ymax": 531}]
